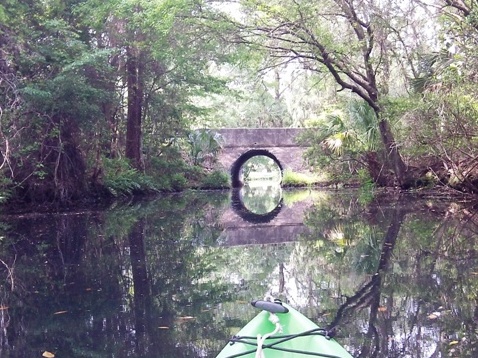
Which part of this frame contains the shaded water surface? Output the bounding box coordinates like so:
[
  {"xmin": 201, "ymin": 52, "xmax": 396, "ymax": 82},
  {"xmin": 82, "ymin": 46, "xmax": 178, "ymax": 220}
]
[{"xmin": 1, "ymin": 189, "xmax": 478, "ymax": 357}]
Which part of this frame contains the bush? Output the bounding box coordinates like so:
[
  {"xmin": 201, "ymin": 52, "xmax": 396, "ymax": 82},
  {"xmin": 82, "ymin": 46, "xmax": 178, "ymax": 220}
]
[
  {"xmin": 170, "ymin": 173, "xmax": 188, "ymax": 191},
  {"xmin": 357, "ymin": 168, "xmax": 374, "ymax": 189},
  {"xmin": 282, "ymin": 170, "xmax": 320, "ymax": 187},
  {"xmin": 199, "ymin": 170, "xmax": 230, "ymax": 189},
  {"xmin": 103, "ymin": 157, "xmax": 157, "ymax": 196}
]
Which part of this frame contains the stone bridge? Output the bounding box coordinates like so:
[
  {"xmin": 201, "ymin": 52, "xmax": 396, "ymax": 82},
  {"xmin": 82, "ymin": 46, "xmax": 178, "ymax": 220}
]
[{"xmin": 215, "ymin": 128, "xmax": 309, "ymax": 187}]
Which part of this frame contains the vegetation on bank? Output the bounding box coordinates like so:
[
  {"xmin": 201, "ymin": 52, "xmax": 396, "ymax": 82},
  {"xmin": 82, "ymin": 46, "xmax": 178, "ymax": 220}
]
[
  {"xmin": 282, "ymin": 170, "xmax": 325, "ymax": 188},
  {"xmin": 2, "ymin": 1, "xmax": 478, "ymax": 208}
]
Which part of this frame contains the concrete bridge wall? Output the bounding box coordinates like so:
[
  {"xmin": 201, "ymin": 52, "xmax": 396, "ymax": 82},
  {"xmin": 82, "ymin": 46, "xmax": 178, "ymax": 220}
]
[
  {"xmin": 217, "ymin": 128, "xmax": 305, "ymax": 148},
  {"xmin": 215, "ymin": 128, "xmax": 309, "ymax": 175}
]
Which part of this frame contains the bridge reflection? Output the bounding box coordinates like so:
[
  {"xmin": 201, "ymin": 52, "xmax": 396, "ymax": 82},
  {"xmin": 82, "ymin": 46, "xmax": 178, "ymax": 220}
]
[
  {"xmin": 230, "ymin": 188, "xmax": 283, "ymax": 224},
  {"xmin": 219, "ymin": 188, "xmax": 314, "ymax": 246}
]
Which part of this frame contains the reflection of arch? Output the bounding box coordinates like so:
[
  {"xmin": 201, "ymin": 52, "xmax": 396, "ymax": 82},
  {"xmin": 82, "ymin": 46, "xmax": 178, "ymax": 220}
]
[
  {"xmin": 231, "ymin": 189, "xmax": 283, "ymax": 224},
  {"xmin": 230, "ymin": 149, "xmax": 283, "ymax": 188}
]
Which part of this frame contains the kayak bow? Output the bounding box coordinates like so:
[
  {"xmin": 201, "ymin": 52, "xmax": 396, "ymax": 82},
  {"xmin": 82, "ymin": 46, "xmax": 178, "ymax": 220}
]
[{"xmin": 216, "ymin": 300, "xmax": 353, "ymax": 358}]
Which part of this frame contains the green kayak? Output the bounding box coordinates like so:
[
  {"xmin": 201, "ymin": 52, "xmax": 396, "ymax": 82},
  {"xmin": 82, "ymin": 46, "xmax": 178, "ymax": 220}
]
[{"xmin": 216, "ymin": 299, "xmax": 353, "ymax": 358}]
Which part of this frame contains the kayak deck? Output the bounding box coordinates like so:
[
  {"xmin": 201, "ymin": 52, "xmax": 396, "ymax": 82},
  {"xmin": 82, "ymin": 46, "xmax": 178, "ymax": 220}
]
[{"xmin": 216, "ymin": 302, "xmax": 353, "ymax": 358}]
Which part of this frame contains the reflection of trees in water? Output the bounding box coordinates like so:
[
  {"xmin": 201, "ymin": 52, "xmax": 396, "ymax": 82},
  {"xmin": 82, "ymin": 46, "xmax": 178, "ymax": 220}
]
[
  {"xmin": 241, "ymin": 185, "xmax": 282, "ymax": 214},
  {"xmin": 0, "ymin": 194, "xmax": 231, "ymax": 357},
  {"xmin": 185, "ymin": 191, "xmax": 478, "ymax": 357},
  {"xmin": 326, "ymin": 195, "xmax": 406, "ymax": 357},
  {"xmin": 306, "ymin": 194, "xmax": 478, "ymax": 357},
  {"xmin": 2, "ymin": 191, "xmax": 478, "ymax": 356}
]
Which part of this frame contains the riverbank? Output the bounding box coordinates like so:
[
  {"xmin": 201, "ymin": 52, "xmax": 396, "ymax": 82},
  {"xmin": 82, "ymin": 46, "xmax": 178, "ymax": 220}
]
[{"xmin": 1, "ymin": 179, "xmax": 472, "ymax": 216}]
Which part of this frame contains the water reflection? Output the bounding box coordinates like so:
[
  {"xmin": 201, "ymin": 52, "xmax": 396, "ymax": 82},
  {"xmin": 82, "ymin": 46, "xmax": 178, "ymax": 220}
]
[
  {"xmin": 238, "ymin": 184, "xmax": 282, "ymax": 215},
  {"xmin": 0, "ymin": 190, "xmax": 478, "ymax": 357},
  {"xmin": 230, "ymin": 185, "xmax": 283, "ymax": 223}
]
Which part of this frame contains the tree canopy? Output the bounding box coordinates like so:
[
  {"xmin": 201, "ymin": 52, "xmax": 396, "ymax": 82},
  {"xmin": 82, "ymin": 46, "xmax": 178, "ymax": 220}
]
[{"xmin": 2, "ymin": 0, "xmax": 478, "ymax": 206}]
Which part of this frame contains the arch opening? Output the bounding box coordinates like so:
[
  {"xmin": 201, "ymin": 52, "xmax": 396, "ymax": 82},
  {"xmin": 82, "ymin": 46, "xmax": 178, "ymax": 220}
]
[{"xmin": 230, "ymin": 150, "xmax": 283, "ymax": 188}]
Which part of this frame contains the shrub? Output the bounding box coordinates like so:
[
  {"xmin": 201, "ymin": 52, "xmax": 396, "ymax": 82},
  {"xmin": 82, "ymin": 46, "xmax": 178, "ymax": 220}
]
[
  {"xmin": 170, "ymin": 173, "xmax": 188, "ymax": 191},
  {"xmin": 199, "ymin": 170, "xmax": 230, "ymax": 189},
  {"xmin": 282, "ymin": 170, "xmax": 321, "ymax": 187},
  {"xmin": 103, "ymin": 157, "xmax": 157, "ymax": 196},
  {"xmin": 357, "ymin": 168, "xmax": 374, "ymax": 189}
]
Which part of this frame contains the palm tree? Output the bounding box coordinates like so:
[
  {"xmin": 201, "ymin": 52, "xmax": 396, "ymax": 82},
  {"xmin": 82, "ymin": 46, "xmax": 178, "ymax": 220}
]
[
  {"xmin": 305, "ymin": 100, "xmax": 387, "ymax": 185},
  {"xmin": 187, "ymin": 129, "xmax": 224, "ymax": 166}
]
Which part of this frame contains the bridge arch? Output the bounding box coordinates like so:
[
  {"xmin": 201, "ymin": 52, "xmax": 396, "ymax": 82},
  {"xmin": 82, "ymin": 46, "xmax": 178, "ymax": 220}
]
[
  {"xmin": 230, "ymin": 149, "xmax": 283, "ymax": 188},
  {"xmin": 214, "ymin": 128, "xmax": 310, "ymax": 184}
]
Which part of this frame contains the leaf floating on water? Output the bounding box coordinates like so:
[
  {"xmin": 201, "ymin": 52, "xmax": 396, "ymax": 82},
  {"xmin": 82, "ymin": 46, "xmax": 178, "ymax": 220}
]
[
  {"xmin": 428, "ymin": 312, "xmax": 441, "ymax": 319},
  {"xmin": 449, "ymin": 340, "xmax": 459, "ymax": 346},
  {"xmin": 177, "ymin": 316, "xmax": 195, "ymax": 321},
  {"xmin": 42, "ymin": 351, "xmax": 55, "ymax": 358},
  {"xmin": 53, "ymin": 310, "xmax": 68, "ymax": 315}
]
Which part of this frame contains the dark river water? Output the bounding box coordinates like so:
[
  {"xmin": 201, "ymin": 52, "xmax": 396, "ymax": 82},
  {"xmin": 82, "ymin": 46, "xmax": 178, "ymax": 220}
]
[{"xmin": 1, "ymin": 187, "xmax": 478, "ymax": 357}]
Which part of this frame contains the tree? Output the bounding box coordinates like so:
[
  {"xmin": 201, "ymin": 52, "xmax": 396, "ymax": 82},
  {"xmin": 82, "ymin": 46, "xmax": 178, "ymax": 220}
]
[
  {"xmin": 78, "ymin": 0, "xmax": 241, "ymax": 168},
  {"xmin": 218, "ymin": 0, "xmax": 439, "ymax": 187},
  {"xmin": 402, "ymin": 1, "xmax": 478, "ymax": 192},
  {"xmin": 0, "ymin": 0, "xmax": 111, "ymax": 203},
  {"xmin": 125, "ymin": 32, "xmax": 145, "ymax": 170},
  {"xmin": 187, "ymin": 129, "xmax": 224, "ymax": 167},
  {"xmin": 1, "ymin": 0, "xmax": 243, "ymax": 204},
  {"xmin": 302, "ymin": 100, "xmax": 386, "ymax": 184}
]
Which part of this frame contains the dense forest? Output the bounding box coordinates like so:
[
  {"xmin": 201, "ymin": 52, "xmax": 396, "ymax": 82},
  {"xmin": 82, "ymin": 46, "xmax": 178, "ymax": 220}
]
[{"xmin": 1, "ymin": 0, "xmax": 478, "ymax": 208}]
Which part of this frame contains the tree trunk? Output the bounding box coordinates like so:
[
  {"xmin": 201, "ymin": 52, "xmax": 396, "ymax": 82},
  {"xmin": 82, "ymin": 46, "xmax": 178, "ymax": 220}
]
[
  {"xmin": 364, "ymin": 151, "xmax": 389, "ymax": 186},
  {"xmin": 125, "ymin": 45, "xmax": 143, "ymax": 170},
  {"xmin": 377, "ymin": 117, "xmax": 410, "ymax": 188}
]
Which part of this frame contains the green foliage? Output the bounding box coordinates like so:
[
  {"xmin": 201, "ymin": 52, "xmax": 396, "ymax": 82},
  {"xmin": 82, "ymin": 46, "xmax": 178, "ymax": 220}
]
[
  {"xmin": 0, "ymin": 177, "xmax": 13, "ymax": 204},
  {"xmin": 146, "ymin": 148, "xmax": 228, "ymax": 191},
  {"xmin": 147, "ymin": 147, "xmax": 196, "ymax": 191},
  {"xmin": 282, "ymin": 170, "xmax": 321, "ymax": 187},
  {"xmin": 305, "ymin": 100, "xmax": 380, "ymax": 156},
  {"xmin": 398, "ymin": 86, "xmax": 478, "ymax": 186},
  {"xmin": 357, "ymin": 168, "xmax": 374, "ymax": 188},
  {"xmin": 170, "ymin": 173, "xmax": 188, "ymax": 191},
  {"xmin": 410, "ymin": 50, "xmax": 454, "ymax": 94},
  {"xmin": 187, "ymin": 129, "xmax": 224, "ymax": 166},
  {"xmin": 199, "ymin": 170, "xmax": 230, "ymax": 189},
  {"xmin": 302, "ymin": 100, "xmax": 380, "ymax": 184},
  {"xmin": 1, "ymin": 0, "xmax": 246, "ymax": 205},
  {"xmin": 103, "ymin": 157, "xmax": 157, "ymax": 196},
  {"xmin": 356, "ymin": 169, "xmax": 375, "ymax": 204},
  {"xmin": 5, "ymin": 0, "xmax": 478, "ymax": 203}
]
